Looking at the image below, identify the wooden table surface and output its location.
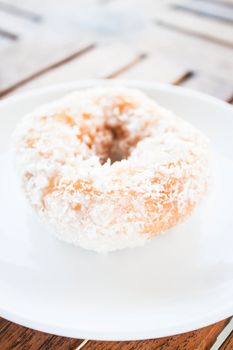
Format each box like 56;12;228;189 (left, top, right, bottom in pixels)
0;0;233;349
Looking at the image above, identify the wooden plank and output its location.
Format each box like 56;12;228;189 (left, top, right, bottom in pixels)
0;37;11;52
0;318;53;350
172;71;194;85
14;0;233;50
3;26;232;101
155;3;233;47
155;18;233;49
0;43;95;97
129;24;233;82
0;0;94;93
203;0;233;7
113;0;233;47
0;10;38;36
115;54;190;83
0;0;42;22
220;331;233;350
0;0;232;93
180;72;233;101
173;0;233;24
12;43;146;92
0;36;94;94
128;24;233;100
0;318;83;350
3;0;101;18
12;49;191;94
5;0;233;50
78;319;231;350
105;53;147;78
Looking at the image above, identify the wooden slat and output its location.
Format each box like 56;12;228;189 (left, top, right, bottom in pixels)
105;53;147;78
180;72;233;101
0;37;94;95
0;10;38;36
0;1;93;93
7;0;233;51
154;8;233;48
115;0;233;47
12;44;146;92
0;43;95;97
196;0;233;8
3;0;92;14
0;318;83;350
220;331;233;350
0;0;232;94
173;0;233;24
113;15;233;80
172;0;232;45
172;71;194;85
0;44;10;55
125;24;233;82
115;54;190;83
155;18;233;49
0;0;42;22
79;319;231;350
12;51;191;95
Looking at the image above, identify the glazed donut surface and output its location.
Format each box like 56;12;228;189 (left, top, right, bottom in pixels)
14;87;210;252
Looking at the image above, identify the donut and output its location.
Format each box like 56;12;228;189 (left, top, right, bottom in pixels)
14;87;210;252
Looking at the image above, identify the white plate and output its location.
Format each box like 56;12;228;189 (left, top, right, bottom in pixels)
0;80;232;340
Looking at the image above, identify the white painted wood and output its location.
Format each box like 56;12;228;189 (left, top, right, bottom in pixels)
181;72;233;100
17;43;141;91
128;25;233;81
0;31;92;91
0;0;232;102
0;10;37;36
153;7;233;47
174;0;233;24
118;54;188;83
0;34;13;49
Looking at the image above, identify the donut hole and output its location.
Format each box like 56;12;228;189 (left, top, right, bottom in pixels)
107;124;131;163
93;122;141;165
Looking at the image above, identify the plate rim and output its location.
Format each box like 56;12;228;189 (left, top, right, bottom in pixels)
0;79;232;113
0;304;233;340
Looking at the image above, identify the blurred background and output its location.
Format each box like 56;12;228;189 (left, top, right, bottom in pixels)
0;0;232;102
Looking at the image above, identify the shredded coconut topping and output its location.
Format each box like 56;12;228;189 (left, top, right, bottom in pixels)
13;87;211;252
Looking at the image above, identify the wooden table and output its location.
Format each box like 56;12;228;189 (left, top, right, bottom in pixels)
0;0;232;349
